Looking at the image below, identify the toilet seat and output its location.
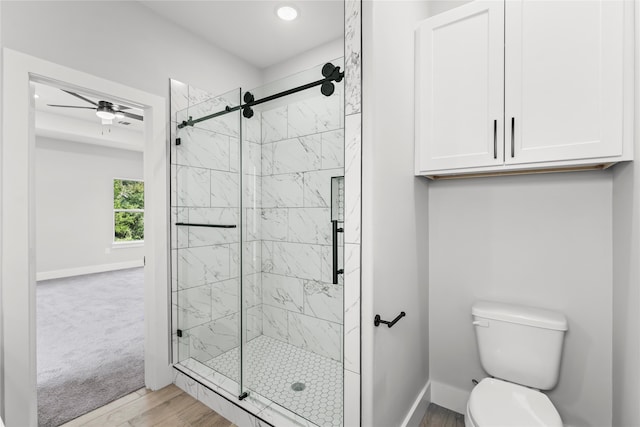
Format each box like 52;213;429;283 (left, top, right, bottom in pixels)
468;378;563;427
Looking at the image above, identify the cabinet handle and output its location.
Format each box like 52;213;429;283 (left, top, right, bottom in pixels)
493;119;497;159
510;117;515;158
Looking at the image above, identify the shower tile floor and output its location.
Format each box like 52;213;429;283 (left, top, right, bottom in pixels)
203;335;343;427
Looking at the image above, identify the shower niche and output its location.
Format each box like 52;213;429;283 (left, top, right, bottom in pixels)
171;60;346;426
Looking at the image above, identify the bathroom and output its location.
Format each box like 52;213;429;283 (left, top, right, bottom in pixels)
0;1;639;427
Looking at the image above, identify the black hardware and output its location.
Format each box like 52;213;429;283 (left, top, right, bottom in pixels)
374;312;406;328
178;62;344;129
243;107;254;118
238;392;249;401
493;120;497;159
175;137;181;146
332;220;344;284
243;92;255;103
175;223;237;228
321;62;344;82
511;117;515;158
321;81;335;96
177;329;183;337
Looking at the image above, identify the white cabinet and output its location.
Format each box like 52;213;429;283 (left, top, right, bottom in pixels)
415;0;632;178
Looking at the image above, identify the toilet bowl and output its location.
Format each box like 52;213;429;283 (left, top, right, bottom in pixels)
469;301;568;427
465;378;562;427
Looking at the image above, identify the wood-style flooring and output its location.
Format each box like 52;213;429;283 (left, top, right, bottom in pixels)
61;384;464;427
420;403;465;427
60;384;235;427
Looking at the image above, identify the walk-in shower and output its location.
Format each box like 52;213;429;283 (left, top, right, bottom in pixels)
171;59;345;426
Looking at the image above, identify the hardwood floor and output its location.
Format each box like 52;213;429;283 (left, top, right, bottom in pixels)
420;403;465;427
62;385;462;427
60;384;236;427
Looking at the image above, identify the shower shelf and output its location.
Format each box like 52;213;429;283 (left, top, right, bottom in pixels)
175;222;237;228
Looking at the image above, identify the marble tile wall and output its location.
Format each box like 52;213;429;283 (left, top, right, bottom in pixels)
343;0;362;425
257;90;345;363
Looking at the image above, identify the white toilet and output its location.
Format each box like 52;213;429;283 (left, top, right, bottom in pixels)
466;301;568;427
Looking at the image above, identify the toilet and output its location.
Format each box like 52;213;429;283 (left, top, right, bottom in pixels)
466;301;568;427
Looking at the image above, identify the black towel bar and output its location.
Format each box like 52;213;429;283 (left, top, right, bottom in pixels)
175;222;237;228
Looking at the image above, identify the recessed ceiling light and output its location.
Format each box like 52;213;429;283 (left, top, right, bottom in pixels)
277;5;298;21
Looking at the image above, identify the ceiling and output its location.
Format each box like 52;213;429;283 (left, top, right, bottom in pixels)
139;0;344;69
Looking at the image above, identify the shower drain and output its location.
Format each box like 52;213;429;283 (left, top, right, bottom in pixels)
291;382;306;392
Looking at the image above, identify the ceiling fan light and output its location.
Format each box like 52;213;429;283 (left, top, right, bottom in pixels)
101;118;113;125
115;111;125;120
96;106;115;120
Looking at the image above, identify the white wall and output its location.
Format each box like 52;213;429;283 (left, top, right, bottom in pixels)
261;37;344;85
0;1;262;99
429;172;613;426
612;162;640;427
35;137;144;277
361;2;431;426
611;3;640;425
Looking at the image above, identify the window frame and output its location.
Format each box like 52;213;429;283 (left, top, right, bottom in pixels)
112;177;145;246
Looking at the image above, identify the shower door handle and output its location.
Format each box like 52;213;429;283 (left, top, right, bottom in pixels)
332;220;344;284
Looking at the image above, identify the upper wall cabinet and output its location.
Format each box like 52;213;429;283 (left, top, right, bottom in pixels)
415;0;633;179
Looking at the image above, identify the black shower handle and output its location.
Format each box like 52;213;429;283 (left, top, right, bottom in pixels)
332;220;344;284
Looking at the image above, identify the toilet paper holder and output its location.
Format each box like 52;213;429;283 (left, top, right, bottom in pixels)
374;311;406;328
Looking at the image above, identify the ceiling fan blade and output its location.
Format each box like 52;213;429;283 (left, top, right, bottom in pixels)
115;105;131;110
47;104;96;110
61;90;98;106
118;111;144;121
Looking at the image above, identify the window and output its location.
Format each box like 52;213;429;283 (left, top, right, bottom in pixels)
113;179;144;243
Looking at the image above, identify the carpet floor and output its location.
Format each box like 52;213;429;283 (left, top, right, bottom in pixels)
37;267;145;427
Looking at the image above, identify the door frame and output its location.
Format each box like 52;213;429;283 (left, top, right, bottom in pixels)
1;48;172;426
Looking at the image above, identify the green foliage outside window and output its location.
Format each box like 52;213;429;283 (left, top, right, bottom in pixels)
114;179;144;242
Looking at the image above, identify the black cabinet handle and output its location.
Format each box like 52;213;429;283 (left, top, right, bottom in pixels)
332;220;344;284
511;117;515;158
493;119;497;159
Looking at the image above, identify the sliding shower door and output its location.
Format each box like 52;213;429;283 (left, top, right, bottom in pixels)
172;59;346;426
173;88;242;396
240;61;345;426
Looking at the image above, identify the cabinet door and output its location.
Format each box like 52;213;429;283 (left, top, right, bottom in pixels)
505;0;625;164
415;1;504;173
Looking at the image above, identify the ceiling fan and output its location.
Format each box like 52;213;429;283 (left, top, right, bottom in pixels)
47;90;143;122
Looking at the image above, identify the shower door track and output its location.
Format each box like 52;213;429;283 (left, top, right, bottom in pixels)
177;62;344;129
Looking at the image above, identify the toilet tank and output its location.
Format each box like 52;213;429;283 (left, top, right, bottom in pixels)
472;301;568;390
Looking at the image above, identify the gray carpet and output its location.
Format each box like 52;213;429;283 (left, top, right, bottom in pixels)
37;267;145;427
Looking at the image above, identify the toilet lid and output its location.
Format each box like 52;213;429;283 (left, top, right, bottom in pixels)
469;378;563;427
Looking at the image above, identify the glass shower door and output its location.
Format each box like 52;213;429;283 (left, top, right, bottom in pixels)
240;60;345;426
174;88;242;396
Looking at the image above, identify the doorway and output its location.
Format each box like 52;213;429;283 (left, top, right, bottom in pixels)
34;82;147;426
1;49;172;426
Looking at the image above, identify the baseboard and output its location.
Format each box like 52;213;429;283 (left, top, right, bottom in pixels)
431;380;469;415
401;380;431;427
36;260;144;281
